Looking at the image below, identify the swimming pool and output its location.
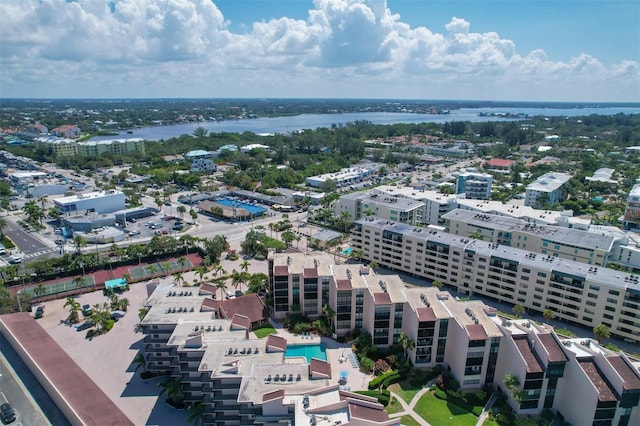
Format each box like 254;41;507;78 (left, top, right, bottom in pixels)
285;344;327;362
341;247;353;256
215;198;267;215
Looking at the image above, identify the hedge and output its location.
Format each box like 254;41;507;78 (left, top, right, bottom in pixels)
355;390;391;406
368;369;398;390
381;372;402;389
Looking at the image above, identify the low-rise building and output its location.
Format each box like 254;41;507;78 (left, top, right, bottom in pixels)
624;183;640;229
525;172;572;208
51;124;81;139
76;138;145;157
305;166;375;188
54;189;126;215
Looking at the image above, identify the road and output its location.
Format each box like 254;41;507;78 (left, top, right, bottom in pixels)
0;335;68;426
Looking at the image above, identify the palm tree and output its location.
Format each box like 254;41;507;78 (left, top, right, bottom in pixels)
0;217;7;239
73;235;87;255
593;323;611;342
145;264;156;278
173;272;184;287
186;402;204;426
133;353;147;374
397;331;416;359
212;263;225;278
64;297;81;324
177;256;187;271
470;230;484;240
543;309;555;322
138;307;149;322
322;304;335;333
368;261;378;272
72;276;86;293
513;304;526;318
33;283;47;302
177;205;186;219
503;374;522;402
215;279;228;300
158;376;184;407
239;260;250;274
432;280;443;289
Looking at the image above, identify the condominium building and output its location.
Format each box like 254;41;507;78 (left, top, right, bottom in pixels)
455;170;493;200
139;283;397;425
442;209;615;266
305;166;376;188
350;217;640;343
34;136;77;157
525;172;572;208
54;189;126;215
76;138;145;157
333;192;425;225
365;186;458;226
624;183;640;229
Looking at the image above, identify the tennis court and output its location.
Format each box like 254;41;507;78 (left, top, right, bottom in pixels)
23;276;95;298
128;258;192;280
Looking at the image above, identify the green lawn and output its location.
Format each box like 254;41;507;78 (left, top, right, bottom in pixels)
387;381;423;404
400;415;421;426
386;396;404;415
413;391;479;426
253;325;276;338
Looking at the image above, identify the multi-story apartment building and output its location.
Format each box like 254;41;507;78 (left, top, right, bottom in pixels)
139;283;397;425
443;209;615;266
333;192;425;225
364;186;458;226
34;136;78;157
455;170;493;200
525;172;572;208
350;217;640;343
76;138;145;157
54;189;126;215
51;124;81;139
305;166;377;188
624;183;640;229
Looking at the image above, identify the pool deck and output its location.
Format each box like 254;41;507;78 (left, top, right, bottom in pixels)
271;323;374;390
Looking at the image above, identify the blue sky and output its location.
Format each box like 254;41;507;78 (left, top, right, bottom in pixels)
1;0;638;101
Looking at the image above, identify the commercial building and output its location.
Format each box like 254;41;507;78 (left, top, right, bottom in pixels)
455;170;493;200
624;183;640;229
350;217;640;343
305;167;375;188
525;172;572;208
76;138;145;157
54;189;126;215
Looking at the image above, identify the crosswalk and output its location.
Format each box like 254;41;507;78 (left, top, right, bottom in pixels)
22;247;59;259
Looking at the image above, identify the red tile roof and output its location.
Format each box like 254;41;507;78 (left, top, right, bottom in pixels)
309;358;332;379
336;279;352;291
274;265;289;276
266;334;287;352
219;293;268;325
607;356;640;390
416;307;436;322
230;313;252;330
538;334;567;363
579;360;618;402
349;403;389;422
0;313;134;426
513;336;544;373
466;324;488;341
486;158;514;168
262;389;285;403
373;292;392;305
304;268;318;278
199;283;217;295
201;298;220;311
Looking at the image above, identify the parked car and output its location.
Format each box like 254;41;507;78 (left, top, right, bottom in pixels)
34;306;45;319
82;304;93;317
75;320;95;332
8;255;22;264
127;230;141;236
172;224;184;231
110;310;126;321
0;402;16;424
0;248;6;255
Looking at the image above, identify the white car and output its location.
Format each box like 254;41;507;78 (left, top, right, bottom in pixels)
9;255;22;264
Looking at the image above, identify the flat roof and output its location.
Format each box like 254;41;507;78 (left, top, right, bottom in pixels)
54;189;123;204
526;172;571;192
0;313;134;426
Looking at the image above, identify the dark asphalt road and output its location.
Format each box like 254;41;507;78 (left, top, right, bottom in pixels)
0;335;70;426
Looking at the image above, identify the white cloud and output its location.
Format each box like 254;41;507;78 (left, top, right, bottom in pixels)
0;0;637;101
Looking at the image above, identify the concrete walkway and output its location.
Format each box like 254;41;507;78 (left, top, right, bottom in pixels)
475;392;498;426
388;381;434;426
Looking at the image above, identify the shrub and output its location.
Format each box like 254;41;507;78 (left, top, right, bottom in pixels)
355;390;390;406
105;319;116;331
369;370;398;389
434;388;447;400
381;372;402;389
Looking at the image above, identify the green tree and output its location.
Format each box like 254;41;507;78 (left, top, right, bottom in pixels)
133;353;147;374
397;331;416;360
33;283;47;302
432;280;443;290
73;235;87;255
187;402;205;426
215;279;228;300
513;304;526;318
543;309;555;322
593;323;611;342
158;376;184;407
64;297;81;324
177;205;186;218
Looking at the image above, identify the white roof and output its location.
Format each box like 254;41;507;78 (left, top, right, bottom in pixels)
526;172;571;192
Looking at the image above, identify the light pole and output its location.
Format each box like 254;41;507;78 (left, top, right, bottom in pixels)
16;289;22;312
